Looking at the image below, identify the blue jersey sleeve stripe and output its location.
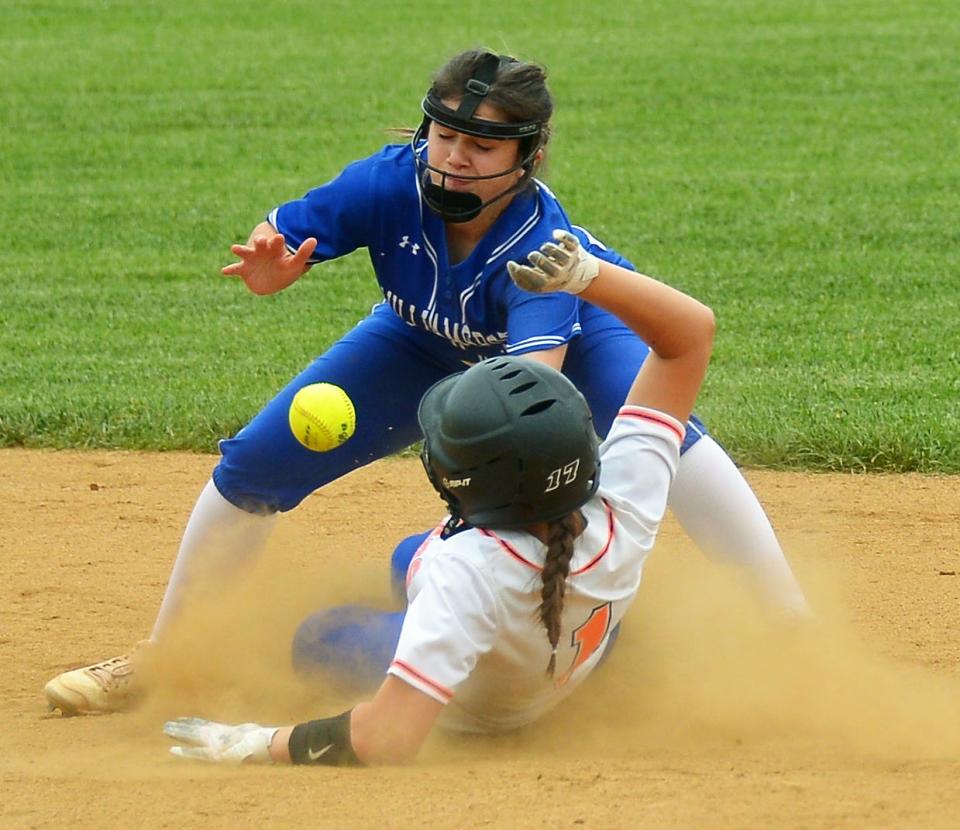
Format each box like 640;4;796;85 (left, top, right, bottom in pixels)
505;329;581;353
571;223;608;251
504;338;568;354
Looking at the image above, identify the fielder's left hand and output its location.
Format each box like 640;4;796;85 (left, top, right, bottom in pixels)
164;717;278;764
507;229;600;295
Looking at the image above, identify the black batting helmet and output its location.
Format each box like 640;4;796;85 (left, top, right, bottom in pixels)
417;357;600;530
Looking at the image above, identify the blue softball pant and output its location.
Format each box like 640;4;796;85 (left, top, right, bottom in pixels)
213;301;707;514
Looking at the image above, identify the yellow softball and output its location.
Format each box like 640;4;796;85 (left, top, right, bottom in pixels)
288;383;356;452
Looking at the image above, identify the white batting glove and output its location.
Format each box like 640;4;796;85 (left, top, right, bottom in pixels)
507;229;600;294
164;717;278;764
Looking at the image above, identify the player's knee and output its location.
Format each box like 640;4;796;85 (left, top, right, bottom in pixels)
291;606;404;689
211;464;291;515
292;607;356;674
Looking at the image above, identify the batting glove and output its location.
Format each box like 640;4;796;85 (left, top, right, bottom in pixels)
507;229;600;294
164;717;278;764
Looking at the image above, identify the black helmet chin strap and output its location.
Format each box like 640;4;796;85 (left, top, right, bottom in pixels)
441;512;467;539
414;52;543;224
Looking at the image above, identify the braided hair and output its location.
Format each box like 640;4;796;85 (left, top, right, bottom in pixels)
537;509;585;677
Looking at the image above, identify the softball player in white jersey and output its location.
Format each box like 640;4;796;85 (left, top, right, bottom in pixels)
163;229;715;765
391;405;682;734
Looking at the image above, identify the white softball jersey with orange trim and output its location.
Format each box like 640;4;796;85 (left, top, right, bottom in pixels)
387;406;685;733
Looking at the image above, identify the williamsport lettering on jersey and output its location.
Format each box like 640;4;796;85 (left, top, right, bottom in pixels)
384;289;507;351
268;144;636;359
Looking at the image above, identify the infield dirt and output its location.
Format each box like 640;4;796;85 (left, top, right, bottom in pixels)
2;449;959;829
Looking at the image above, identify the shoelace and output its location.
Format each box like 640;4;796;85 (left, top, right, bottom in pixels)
86;653;135;691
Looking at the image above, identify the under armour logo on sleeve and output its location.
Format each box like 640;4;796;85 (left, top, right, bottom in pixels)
399;235;421;255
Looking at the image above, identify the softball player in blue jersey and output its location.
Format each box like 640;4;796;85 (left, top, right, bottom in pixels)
44;49;807;717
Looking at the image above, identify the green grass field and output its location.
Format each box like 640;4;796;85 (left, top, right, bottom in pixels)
2;0;957;471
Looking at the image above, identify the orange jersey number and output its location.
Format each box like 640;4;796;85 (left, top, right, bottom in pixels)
555;602;612;687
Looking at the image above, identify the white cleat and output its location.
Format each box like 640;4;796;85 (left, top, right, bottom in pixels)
44;642;150;716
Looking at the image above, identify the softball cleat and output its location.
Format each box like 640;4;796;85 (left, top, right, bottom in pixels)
44;642;149;716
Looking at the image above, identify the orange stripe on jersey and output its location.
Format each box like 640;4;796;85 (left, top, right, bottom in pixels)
478;527;542;571
390;659;454;702
481;503;615;576
570;499;615;575
617;405;685;444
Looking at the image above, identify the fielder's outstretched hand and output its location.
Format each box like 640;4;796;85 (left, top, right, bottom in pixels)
164;717;278;764
222;232;318;296
507;229;600;294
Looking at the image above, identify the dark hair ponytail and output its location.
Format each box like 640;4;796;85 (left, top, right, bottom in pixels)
537;510;585;677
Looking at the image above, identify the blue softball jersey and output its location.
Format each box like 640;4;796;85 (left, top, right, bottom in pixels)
268;143;633;361
213;142;706;513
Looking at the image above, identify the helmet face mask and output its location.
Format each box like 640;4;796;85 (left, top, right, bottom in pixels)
412;52;544;224
418;358;600;530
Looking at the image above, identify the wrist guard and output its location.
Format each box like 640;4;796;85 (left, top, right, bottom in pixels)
288;709;361;766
